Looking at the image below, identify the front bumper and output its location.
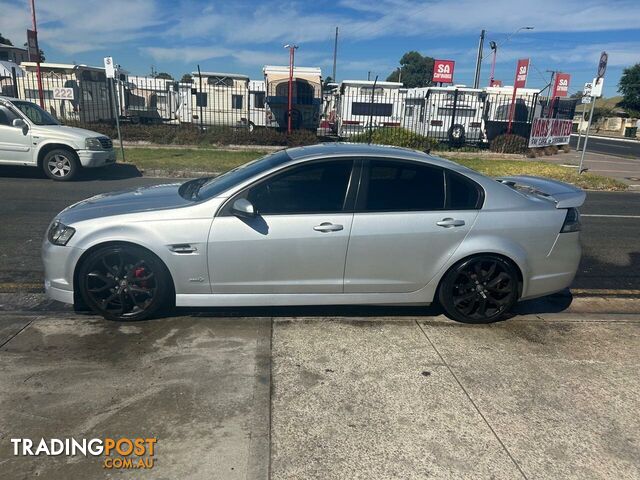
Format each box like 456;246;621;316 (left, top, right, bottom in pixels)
42;239;85;305
77;149;116;168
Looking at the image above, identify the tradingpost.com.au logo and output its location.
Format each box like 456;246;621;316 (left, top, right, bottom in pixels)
11;437;157;470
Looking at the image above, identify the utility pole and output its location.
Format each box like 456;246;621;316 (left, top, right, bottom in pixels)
473;29;485;89
332;27;338;82
29;0;44;108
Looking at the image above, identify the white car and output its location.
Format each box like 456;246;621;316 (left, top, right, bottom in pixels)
0;96;115;180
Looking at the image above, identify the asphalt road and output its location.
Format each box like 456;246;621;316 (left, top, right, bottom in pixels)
570;134;640;158
1;164;639;293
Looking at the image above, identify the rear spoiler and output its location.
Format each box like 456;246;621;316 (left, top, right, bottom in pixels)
496;175;586;208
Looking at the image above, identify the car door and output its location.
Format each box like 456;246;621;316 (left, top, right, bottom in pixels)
0;105;33;164
344;158;482;293
208;158;357;294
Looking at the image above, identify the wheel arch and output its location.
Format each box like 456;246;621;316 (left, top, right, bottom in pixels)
72;240;176;308
37;143;80;169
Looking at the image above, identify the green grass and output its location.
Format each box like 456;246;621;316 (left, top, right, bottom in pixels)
118;147;627;191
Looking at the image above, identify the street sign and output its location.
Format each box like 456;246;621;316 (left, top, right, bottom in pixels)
514;58;530;88
581;96;592;104
591;77;604;98
597;51;608;79
103;57;116;79
582;81;593;97
552;73;571;97
432;59;455;83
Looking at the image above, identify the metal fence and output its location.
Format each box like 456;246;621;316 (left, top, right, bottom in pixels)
2;65;577;148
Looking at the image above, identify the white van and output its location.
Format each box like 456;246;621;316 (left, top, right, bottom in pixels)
0;96;115;180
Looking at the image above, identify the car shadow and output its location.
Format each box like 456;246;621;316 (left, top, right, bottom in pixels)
0;163;142;182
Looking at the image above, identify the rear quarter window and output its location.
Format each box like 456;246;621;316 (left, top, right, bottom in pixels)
446;171;484;210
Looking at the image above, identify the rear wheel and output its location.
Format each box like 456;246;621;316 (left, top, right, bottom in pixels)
438;255;518;323
43;148;79;181
78;245;172;321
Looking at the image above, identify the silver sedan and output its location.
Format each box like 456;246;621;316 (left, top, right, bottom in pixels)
42;143;584;323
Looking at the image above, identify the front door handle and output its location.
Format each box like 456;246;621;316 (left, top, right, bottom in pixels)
436;218;465;228
313;222;344;232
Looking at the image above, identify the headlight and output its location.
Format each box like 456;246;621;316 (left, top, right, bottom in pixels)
85;137;103;151
48;220;76;246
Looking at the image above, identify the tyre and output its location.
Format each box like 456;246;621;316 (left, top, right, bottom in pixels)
43;148;80;181
77;244;173;321
438;255;519;324
448;123;466;147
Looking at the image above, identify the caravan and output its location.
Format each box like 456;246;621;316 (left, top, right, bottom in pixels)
185;72;250;127
263;66;322;130
121;76;179;124
335;80;405;137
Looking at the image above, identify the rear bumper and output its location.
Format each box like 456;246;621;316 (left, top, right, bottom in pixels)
77;149;116;168
521;232;581;299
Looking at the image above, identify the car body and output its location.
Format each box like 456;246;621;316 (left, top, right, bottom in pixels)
42;143;584;322
0;96;115;180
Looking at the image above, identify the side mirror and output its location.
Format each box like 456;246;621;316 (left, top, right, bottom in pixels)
12;118;28;134
231;198;256;218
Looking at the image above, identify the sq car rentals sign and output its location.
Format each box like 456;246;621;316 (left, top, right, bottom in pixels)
432;60;455;83
528;118;573;147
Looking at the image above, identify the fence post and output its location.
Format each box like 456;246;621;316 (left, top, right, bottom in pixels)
367;76;378;144
197;65;204;132
11;67;19;99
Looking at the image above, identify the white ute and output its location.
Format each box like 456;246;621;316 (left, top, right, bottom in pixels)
0;96;116;181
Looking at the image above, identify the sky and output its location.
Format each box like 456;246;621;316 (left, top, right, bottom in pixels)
1;0;639;97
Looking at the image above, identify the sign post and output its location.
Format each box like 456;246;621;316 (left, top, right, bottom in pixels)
579;52;607;174
432;60;455;84
576;81;593;150
27;0;44;108
507;58;529;134
104;57;125;162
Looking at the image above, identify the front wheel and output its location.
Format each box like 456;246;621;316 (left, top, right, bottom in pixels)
43;149;79;181
438;255;519;323
77;245;172;321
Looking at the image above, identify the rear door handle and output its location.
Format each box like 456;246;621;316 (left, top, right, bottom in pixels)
436;218;465;228
313;222;344;232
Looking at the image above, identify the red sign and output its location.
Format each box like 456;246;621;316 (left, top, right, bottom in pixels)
551;73;571;97
26;29;40;62
514;58;529;88
432;60;455;83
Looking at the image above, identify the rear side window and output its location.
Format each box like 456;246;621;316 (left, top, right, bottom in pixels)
446;171;484;209
363;160;445;211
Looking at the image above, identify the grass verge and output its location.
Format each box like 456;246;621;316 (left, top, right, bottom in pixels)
119;147;628;191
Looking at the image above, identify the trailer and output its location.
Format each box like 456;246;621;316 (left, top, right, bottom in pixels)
121;75;179;123
263;66;322;130
186;72;250;127
335;80;405;137
248;80;268;129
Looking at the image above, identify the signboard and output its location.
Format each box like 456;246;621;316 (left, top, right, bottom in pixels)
591;77;604;98
26;29;40;62
514;58;530;88
597;51;608;79
53;87;75;100
103;56;116;79
432;60;455;83
581;95;592;104
528;118;573;147
552;73;571;97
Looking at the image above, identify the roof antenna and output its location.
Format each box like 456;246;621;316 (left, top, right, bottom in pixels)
367;75;378;145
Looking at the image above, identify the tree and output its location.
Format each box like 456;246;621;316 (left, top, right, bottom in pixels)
618;63;640;116
0;32;13;45
386;51;435;88
153;72;174;80
180;73;193;84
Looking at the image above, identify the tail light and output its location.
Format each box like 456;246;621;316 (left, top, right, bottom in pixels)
430;120;443;126
561;208;581;233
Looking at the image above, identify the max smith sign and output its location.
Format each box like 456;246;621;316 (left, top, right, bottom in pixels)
528;118;573;147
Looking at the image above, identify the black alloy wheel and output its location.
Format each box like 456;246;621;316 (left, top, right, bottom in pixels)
78;245;171;321
439;255;518;323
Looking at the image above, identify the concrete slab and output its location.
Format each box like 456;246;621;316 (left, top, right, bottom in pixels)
0;313;271;480
271;318;524;480
419;313;640;479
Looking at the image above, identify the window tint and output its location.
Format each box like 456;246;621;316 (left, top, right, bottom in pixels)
447;171;483;210
248;160;353;215
364;160;445;211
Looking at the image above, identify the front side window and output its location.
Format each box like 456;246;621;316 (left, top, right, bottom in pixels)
0;105;20;126
362;160;445;211
247;160;353;215
11;101;60;125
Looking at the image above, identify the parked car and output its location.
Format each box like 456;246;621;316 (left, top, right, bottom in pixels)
0;96;115;180
42;143;584;323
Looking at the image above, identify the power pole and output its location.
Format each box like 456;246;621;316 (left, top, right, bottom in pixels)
332;27;338;82
29;0;44;108
473;29;485;89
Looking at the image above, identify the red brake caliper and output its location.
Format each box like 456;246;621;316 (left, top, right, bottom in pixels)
134;267;148;288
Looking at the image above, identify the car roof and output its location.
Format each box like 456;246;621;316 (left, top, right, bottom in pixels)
285;142;472;172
